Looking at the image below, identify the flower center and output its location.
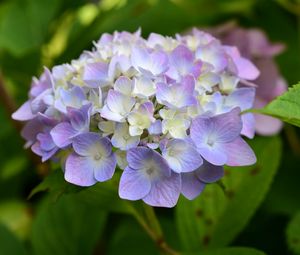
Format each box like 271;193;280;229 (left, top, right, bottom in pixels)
207;138;215;147
146;168;154;175
94;153;102;161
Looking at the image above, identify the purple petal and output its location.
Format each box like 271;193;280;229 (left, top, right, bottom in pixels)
241;113;255;139
119;166;151;200
225;137;257;166
191;107;242;144
181;172;206;200
196;43;228;72
50;122;77;148
150;50;169;75
170;45;194;75
162;139;203;173
72;133;112;157
37;133;56;151
156;76;197;109
127;147;171;179
148;120;162;135
131;47;168;76
101;90;135;122
82;62;109;87
67;104;91;132
12;101;35;121
21;118;44;147
31;141;58;162
235;57;260;80
65;153;97;186
126;147;153;170
94;154;116;182
196;144;228;166
255;113;283;136
143;172;181;208
196;160;224;183
225;88;255;111
29;68;53;97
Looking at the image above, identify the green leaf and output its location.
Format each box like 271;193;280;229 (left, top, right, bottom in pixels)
0;0;61;56
29;170;82;201
31;195;107;255
29;169;132;214
249;83;300;128
0;224;27;255
0;201;31;240
185;247;266;255
176;136;282;251
287;211;300;254
76;180;135;214
107;218;159;255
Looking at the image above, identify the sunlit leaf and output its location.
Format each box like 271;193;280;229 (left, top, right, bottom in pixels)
0;201;31;240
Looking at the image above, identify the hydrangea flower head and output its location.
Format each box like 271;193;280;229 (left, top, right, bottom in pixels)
13;28;260;207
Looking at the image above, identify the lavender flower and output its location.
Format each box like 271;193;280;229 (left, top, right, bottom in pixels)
13;28;261;207
65;133;116;186
207;23;287;135
119;147;181;207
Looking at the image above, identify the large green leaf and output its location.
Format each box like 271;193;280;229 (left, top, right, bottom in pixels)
250;83;300;128
0;224;27;255
29;169;82;201
30;169;132;214
286;211;300;255
31;195;107;255
186;247;266;255
176;136;282;251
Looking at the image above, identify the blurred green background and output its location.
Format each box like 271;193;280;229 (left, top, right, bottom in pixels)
0;0;300;255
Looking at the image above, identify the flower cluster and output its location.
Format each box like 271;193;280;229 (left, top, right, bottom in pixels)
13;29;259;207
207;22;287;135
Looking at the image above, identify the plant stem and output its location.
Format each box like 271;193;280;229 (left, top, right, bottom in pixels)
130;203;181;255
142;203;163;237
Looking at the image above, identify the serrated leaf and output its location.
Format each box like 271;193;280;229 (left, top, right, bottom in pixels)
0;224;27;255
287;211;300;255
185;247;266;255
176;136;282;251
31;195;107;255
250;83;300;127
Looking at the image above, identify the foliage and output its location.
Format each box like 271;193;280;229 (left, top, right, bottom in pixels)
176;136;282;251
250;83;300;127
287;211;300;255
